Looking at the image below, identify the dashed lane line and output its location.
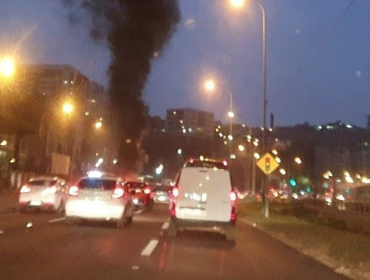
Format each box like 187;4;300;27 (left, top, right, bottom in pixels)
48;217;66;223
161;221;169;230
141;239;159;256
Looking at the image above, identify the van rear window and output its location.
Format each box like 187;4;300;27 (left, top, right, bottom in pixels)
183;159;228;170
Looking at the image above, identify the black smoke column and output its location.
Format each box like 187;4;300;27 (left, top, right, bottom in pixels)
62;0;180;175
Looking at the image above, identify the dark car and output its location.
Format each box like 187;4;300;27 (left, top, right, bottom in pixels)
125;181;154;212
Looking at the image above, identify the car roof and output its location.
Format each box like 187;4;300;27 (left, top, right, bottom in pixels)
183;158;229;169
78;175;121;181
29;176;64;182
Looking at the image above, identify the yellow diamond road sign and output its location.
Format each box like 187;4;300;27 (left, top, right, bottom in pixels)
257;153;279;175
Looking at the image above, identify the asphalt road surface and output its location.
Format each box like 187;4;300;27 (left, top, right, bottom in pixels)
0;204;349;280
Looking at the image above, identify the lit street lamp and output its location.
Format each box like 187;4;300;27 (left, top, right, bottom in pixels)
229;0;268;216
0;56;15;78
203;79;234;156
63;102;74;115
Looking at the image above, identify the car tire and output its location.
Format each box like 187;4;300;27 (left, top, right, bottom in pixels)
225;226;236;242
19;206;27;213
116;216;126;229
168;220;177;237
124;216;133;226
146;202;154;212
65;217;76;225
55;199;64;213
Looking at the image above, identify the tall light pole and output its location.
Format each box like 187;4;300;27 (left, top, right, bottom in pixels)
229;0;268;216
204;79;234;156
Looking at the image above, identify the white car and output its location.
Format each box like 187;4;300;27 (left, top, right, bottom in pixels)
65;171;135;228
19;176;68;213
168;159;237;241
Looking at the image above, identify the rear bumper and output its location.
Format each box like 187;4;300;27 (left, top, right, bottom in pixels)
19;194;60;209
171;217;235;230
65;199;125;220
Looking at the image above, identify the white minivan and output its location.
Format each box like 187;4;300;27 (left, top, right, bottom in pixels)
168;159;237;241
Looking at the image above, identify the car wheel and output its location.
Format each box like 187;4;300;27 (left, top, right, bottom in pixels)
167;220;177;237
124;216;133;226
55;199;65;213
65;217;75;225
116;216;126;229
225;226;236;242
146;202;154;212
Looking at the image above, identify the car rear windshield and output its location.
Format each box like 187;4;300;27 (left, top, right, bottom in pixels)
28;180;57;186
125;182;147;189
78;179;117;190
183;160;228;170
153;185;172;192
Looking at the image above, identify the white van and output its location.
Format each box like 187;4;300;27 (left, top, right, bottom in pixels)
168;159;237;241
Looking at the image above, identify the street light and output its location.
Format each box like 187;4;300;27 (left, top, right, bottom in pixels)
63;102;74;115
0;56;15;78
40;101;75;174
229;0;268;216
94;120;103;129
203;79;234;156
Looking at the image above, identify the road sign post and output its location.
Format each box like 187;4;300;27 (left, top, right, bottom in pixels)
256;153;279;218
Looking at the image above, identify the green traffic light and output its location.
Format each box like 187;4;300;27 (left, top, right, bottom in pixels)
289;178;297;187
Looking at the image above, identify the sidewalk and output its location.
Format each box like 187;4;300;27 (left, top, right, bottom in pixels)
0;188;19;213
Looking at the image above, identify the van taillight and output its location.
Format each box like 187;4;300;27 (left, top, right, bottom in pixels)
172;187;179;198
231;207;237;222
112;187;124;199
20;185;31;193
69;186;79;196
170;207;176;217
230;191;237;202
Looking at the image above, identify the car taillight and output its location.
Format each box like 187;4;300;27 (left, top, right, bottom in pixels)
20;185;31;193
44;186;58;194
69;186;79;196
172;187;179;198
230;191;237;202
112;187;124;199
143;187;151;195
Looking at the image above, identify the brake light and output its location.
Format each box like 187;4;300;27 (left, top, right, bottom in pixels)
143;187;151;195
20;185;31;193
69;186;79;196
230;191;237;202
112;187;124;199
172;187;179;198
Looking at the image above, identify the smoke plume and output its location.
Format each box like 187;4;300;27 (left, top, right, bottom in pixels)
62;0;181;174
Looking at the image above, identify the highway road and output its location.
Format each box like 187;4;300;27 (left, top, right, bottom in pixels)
0;204;349;280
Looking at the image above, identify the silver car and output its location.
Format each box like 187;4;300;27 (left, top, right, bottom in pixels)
19;176;68;213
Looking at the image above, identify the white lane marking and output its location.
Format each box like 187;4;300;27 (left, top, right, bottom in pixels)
0;230;4;234
48;217;66;223
140;239;159;256
161;221;169;230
